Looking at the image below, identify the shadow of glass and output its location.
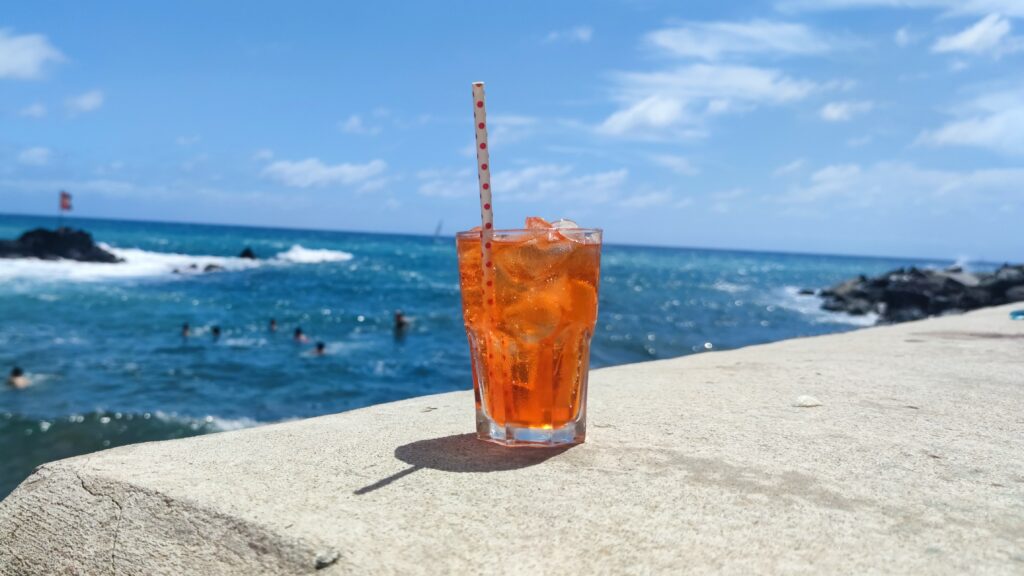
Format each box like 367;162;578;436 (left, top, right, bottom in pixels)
354;433;572;495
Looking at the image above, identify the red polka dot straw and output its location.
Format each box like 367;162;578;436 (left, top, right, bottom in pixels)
472;81;495;309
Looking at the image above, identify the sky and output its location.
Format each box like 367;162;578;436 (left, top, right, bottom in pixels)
1;0;1022;260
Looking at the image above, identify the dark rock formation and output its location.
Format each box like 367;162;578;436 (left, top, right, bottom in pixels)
0;228;122;263
238;247;257;259
816;264;1024;324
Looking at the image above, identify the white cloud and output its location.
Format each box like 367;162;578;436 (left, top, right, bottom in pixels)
66;90;104;114
674;197;695;209
263;158;387;188
651;154;699;175
775;0;1024;18
489;115;538;145
599;64;817;137
340;114;381;135
0;178;302;210
17;147;51;166
1;177;139;197
773;158;806;176
496;166;627;203
780;161;1024;208
417;168;475;198
618;191;672;208
0;29;63;79
599;96;690;137
176;135;201;146
932;14;1012;55
820;100;874;121
895;27;912;46
917;88;1024;155
496;164;573;195
458;115;540;156
418;163;628;203
646;20;831;60
19;102;46;118
545;26;593;44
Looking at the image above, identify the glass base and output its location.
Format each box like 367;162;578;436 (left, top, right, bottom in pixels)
476;410;585;447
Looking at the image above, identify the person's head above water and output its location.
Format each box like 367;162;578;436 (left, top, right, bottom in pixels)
394;310;409;330
269;318;277;331
10;367;23;378
315;341;326;355
211;326;222;338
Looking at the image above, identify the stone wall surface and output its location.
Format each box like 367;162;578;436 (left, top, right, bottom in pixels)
1;304;1022;575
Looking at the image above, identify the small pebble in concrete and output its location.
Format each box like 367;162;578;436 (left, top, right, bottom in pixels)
793;395;822;408
314;550;339;569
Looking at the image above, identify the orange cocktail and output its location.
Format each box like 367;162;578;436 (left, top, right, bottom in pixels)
457;218;602;446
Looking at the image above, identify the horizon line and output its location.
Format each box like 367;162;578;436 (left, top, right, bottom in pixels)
0;210;998;266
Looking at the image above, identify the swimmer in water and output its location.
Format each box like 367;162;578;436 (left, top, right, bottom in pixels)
394;310;410;332
269;318;278;333
181;322;190;338
294;327;309;343
6;367;29;389
314;341;326;356
211;325;222;340
393;310;411;342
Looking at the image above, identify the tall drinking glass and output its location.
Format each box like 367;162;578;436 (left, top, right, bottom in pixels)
456;226;602;447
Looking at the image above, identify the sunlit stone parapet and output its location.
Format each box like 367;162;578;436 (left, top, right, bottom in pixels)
1;304;1022;574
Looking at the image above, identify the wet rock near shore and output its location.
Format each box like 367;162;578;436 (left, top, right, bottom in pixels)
813;264;1024;323
0;228;122;263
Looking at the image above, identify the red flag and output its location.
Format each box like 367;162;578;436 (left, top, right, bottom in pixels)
60;191;72;212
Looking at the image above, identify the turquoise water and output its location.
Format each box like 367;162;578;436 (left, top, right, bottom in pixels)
0;214;948;497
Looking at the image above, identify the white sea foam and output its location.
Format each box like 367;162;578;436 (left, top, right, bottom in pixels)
151;411;264;432
774;286;878;327
0;243;353;282
712;280;749;294
221;337;268;348
274;244;353;264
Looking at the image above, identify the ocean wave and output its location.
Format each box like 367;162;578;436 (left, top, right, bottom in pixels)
0;410;265;497
0;410;264;433
221;337;268;348
774;286;878;327
273;244;353;264
149;411;263;431
0;243;353;282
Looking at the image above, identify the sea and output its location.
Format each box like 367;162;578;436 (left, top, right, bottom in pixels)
0;213;955;497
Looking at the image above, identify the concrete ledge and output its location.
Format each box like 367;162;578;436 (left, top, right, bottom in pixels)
2;305;1023;574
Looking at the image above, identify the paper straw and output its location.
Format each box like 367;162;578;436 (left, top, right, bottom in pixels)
472;82;495;307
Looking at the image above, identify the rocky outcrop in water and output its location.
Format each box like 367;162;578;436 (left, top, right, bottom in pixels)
0;228;122;263
238;247;257;259
816;264;1024;323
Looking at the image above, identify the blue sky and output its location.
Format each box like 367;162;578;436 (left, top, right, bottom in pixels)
1;0;1021;260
